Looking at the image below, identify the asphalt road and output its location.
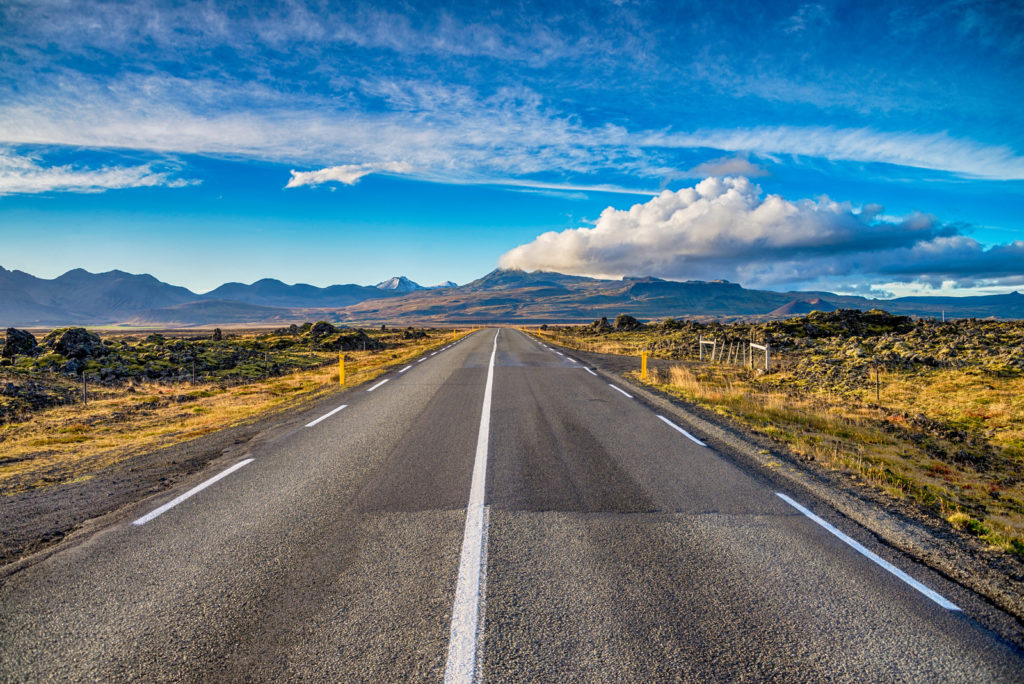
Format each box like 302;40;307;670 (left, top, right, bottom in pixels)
1;328;1022;682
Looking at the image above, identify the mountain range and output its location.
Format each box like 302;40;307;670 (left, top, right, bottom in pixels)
1;265;1022;327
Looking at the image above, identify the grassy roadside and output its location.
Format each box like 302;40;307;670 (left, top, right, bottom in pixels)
0;327;472;494
530;313;1024;557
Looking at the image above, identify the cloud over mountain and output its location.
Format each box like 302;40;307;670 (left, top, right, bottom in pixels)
499;177;1024;291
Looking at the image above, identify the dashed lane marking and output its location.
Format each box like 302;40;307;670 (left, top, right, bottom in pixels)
305;404;348;428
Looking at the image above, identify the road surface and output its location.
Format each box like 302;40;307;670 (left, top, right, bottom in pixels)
1;328;1022;681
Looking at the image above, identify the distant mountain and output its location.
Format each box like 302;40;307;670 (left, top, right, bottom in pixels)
430;280;458;289
0;266;400;326
375;276;422;292
769;298;837;316
340;269;1024;324
124;300;302;326
0;266;198;325
2;265;1022;327
204;278;394;308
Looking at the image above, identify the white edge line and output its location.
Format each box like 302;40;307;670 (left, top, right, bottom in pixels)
585;368;598;376
656;415;707;447
305;403;348;428
445;329;498;682
132;458;254;526
367;378;390;392
776;492;960;611
399;365;413;373
608;383;633;399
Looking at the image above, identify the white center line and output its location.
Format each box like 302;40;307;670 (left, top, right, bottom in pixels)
657;415;707;446
132;458;254;526
366;378;389;392
399;365;413;373
305;404;348;428
776;492;960;611
608;383;633;399
585;368;598;376
445;329;498;683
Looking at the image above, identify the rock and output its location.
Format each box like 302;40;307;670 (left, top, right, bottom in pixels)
614;314;642;331
590;317;612;333
2;328;36;358
309;321;337;338
62;358;84;375
53;328;108;359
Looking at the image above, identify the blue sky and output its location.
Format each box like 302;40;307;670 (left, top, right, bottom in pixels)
1;0;1022;296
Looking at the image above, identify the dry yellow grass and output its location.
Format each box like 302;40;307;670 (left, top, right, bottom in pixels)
0;330;470;494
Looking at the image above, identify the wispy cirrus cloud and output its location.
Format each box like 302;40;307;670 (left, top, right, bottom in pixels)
499;176;1024;291
645;127;1024;180
0;147;195;196
3;78;1024;186
687;155;767;178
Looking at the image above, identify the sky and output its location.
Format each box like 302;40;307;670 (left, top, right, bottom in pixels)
1;0;1022;296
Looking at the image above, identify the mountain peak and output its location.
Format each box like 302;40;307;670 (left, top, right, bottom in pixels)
430;280;458;289
375;276;422;292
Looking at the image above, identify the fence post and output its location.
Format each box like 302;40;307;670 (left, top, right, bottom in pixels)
641;348;648;380
339;353;345;386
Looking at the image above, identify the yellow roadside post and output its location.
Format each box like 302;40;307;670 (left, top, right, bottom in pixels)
339;352;345;386
641;347;648;380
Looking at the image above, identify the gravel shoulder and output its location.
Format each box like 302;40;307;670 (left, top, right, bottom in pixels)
553;342;1024;646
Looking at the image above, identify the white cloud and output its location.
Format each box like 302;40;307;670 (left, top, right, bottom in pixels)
0;147;194;196
4;81;1024;186
687;155;767;178
498;176;1024;290
285;161;412;188
644;126;1024;180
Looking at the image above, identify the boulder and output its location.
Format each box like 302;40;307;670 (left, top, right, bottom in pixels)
590;317;612;333
309;321;337;338
2;328;36;358
614;314;642;331
53;328;108;359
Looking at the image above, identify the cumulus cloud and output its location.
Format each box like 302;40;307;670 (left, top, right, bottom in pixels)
0;147;194;196
285;161;412;188
499;176;1023;291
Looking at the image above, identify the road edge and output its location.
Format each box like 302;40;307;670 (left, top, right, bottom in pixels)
535;333;1024;633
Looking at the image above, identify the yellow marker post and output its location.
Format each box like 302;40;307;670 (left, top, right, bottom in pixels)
339;353;345;386
641;348;648;380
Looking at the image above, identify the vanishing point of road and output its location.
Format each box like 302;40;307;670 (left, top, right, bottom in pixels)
1;329;1022;681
